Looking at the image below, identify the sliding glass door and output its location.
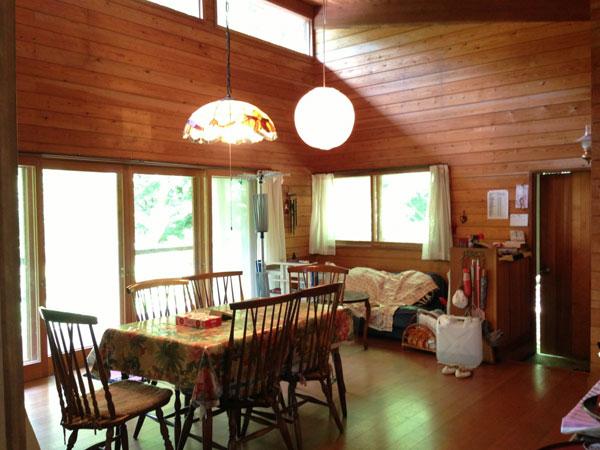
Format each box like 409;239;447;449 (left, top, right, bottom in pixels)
18;166;39;365
211;176;255;296
42;169;122;346
17;159;206;380
133;173;196;281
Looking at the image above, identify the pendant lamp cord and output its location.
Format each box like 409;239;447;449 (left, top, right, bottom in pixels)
229;143;233;231
322;0;327;87
226;0;232;98
226;0;232;230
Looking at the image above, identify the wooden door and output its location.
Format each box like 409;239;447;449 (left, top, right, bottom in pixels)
539;171;590;360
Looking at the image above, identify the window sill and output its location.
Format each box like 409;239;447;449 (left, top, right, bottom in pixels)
335;241;423;251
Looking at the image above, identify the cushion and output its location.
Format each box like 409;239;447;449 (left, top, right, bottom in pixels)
82;380;172;421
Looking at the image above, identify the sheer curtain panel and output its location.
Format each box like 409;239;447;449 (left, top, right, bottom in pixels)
264;174;287;263
309;174;336;255
422;165;452;261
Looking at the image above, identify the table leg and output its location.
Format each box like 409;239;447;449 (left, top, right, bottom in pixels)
331;347;347;418
176;405;196;450
363;300;370;350
202;408;213;450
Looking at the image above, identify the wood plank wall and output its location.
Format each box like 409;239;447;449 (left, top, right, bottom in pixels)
14;0;314;259
591;0;600;371
13;0;598;357
310;22;591;274
284;170;311;259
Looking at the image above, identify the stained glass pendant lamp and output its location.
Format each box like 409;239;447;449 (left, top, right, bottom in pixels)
183;1;277;145
294;0;355;151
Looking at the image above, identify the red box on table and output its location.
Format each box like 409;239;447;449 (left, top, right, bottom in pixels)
176;311;222;329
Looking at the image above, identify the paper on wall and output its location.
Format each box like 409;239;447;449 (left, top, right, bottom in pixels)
487;190;509;220
509;214;528;227
515;184;529;209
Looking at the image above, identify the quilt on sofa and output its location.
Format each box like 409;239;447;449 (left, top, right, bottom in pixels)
345;267;442;332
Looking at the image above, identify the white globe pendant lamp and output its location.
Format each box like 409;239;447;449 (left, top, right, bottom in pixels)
294;0;354;151
295;87;355;150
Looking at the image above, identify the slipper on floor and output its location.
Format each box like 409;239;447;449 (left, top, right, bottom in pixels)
441;365;457;375
455;368;472;379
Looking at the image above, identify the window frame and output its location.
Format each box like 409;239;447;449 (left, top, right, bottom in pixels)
214;0;313;56
333;167;431;249
17;165;40;366
143;0;204;19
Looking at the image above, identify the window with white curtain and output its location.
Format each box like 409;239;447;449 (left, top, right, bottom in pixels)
379;172;430;244
332;171;431;244
332;176;371;241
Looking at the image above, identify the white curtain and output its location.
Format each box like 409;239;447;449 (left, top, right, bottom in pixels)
263;175;287;264
422;165;452;261
211;177;256;296
309;174;336;255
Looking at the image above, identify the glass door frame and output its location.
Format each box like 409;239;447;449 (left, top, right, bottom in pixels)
206;168;247;274
123;165;207;323
19;156;210;381
18;160;45;381
20;157;128;382
206;168;258;296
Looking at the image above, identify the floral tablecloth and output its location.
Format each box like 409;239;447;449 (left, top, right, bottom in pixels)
96;306;353;408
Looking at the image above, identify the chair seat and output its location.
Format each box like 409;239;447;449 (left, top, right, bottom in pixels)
67;380;173;428
99;380;172;418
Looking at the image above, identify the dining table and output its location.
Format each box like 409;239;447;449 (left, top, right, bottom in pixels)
93;304;355;445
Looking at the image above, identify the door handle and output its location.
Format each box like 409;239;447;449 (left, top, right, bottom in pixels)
540;267;551;275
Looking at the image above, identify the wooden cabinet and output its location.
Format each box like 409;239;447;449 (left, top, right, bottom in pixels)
449;247;535;361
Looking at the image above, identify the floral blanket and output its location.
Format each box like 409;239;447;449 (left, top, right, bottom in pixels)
345;267;439;332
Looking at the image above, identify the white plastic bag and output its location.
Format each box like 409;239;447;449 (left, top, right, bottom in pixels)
436;315;482;369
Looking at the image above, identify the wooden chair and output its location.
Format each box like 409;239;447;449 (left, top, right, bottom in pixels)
287;264;353;417
177;292;301;450
126;278;195;443
185;271;244;308
39;307;173;450
281;283;345;450
127;278;196;321
287;263;348;297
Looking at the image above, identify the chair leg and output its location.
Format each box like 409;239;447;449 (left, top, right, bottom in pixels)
331;347;347;417
363;300;370;350
240;407;253;437
227;409;239;450
132;414;146;440
105;427;114;450
288;381;302;450
66;430;78;450
272;397;294;450
120;424;129;450
115;432;121;450
321;376;343;434
156;408;174;450
174;389;182;445
202;408;213;450
177;405;196;450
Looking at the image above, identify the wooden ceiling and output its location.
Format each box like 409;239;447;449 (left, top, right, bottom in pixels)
301;0;590;27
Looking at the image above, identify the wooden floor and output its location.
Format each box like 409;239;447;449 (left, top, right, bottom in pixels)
25;338;595;450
